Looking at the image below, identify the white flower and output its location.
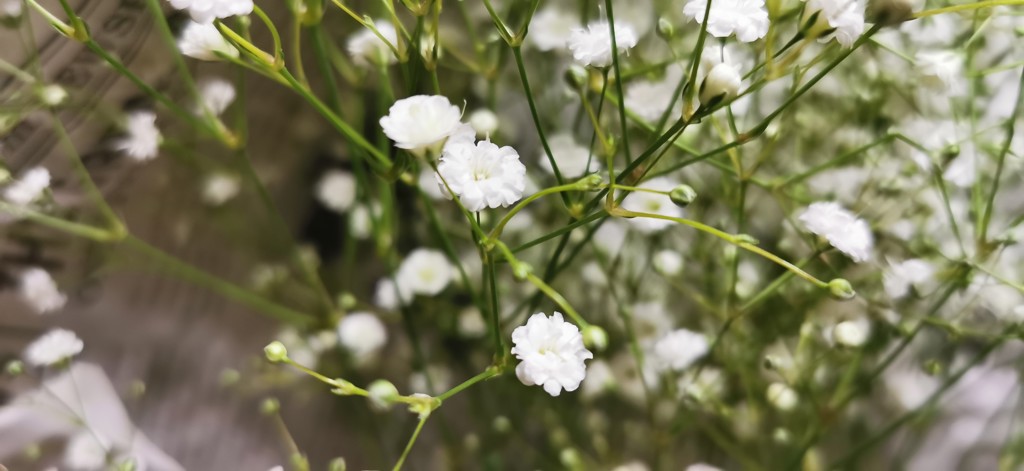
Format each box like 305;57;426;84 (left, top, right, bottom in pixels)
883;258;935;298
653;250;684;276
626;66;685;122
458;307;486;338
316;170;357;213
436;140;526;212
24;328;84;367
337;312;387;358
798;202;873;262
114;111;162;161
379;95;463;156
510;312;594;396
528;8;578;51
468;109;499;137
699;62;742;105
178;20;238;60
201;173;240;206
567;21;638;68
396;248;453;296
804;0;865;48
620;177;685;233
19;267;67;314
349;203;378;239
168;0;253;23
650;328;709;371
831;319;869;347
347;21;398;65
682;0;769;43
538;133;596;178
766;382;798;410
197;78;236;115
3;167;51;206
686;464;724;471
581;359;616;399
374;277;411;309
1;0;23;18
916;50;963;94
417;168;447;200
64;432;109;470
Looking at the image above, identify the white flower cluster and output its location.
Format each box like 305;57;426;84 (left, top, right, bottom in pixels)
798;202;873;262
511;312;594;396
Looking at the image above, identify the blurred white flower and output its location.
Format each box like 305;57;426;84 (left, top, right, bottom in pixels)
798;202;873;262
1;0;22;18
943;150;976;188
805;0;865;47
349;203;378;239
651;328;709;371
831;319;869;347
682;0;769;43
436;140;526;212
396;248;453;296
64;431;109;471
201;173;240;206
457;307;486;338
3;167;50;206
528;8;578;51
621;177;685;233
24;328;84;367
916;50;963;94
114;111;162;161
766;382;798;411
168;0;253;23
567;21;638;68
538;133;595;178
511;312;593;396
178;21;238;60
468;109;500;137
581;359;616;399
686;464;724;471
699;62;742;105
380;95;463;156
316;170;357;213
626;66;684;122
653;250;684;276
347;21;398;65
374;277;411;310
337;312;387;358
19;267;67;314
197;78;236;115
883;258;935;298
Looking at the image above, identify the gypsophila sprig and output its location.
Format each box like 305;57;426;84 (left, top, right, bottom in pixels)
682;0;770;42
436;139;527;212
567;21;639;68
380;95;464;157
511;312;593;397
798;202;874;262
168;0;253;23
24;328;83;367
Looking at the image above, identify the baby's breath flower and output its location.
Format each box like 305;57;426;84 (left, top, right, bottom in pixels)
64;432;110;471
832;319;869;347
201;173;240;206
538;134;596;178
337;312;387;359
682;0;769;43
620;177;686;233
651;328;709;372
3;166;50;206
197;78;236;115
511;312;594;397
436;140;526;212
178;21;238;61
916;50;963;94
653;250;684;276
883;258;935;299
798;202;873;262
567;21;638;68
168;0;253;23
24;328;83;367
374;277;411;310
804;0;865;47
347;21;398;66
766;382;798;411
699;62;742;106
114;111;162;161
380;95;463;156
396;248;453;296
19;267;67;314
468;109;500;137
528;8;578;51
316;170;357;213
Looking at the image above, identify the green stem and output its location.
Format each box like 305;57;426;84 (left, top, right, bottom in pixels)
511;46;570;206
913;0;1024;18
393;415;429;471
489;182;586;239
436;366;501;401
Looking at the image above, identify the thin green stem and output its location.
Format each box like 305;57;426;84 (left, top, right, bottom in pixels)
436;366;501;401
913;0;1024;18
393;415;429;471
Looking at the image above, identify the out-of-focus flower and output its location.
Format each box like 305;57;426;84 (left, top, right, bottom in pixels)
114;111;162;161
626;66;684;122
197;78;236;115
538;133;596;178
804;0;865;47
511;312;594;396
686;464;724;471
831;319;870;347
337;312;387;359
374;277;411;309
1;0;22;18
567;21;638;68
528;8;578;51
24;329;83;367
349;203;378;239
201;173;240;207
650;328;709;371
316;170;357;213
468;109;500;137
347;21;398;65
682;0;769;43
766;382;798;410
3;167;50;206
436;140;526;212
699;62;742;105
178;21;238;60
64;432;109;470
380;95;464;156
798;202;873;262
581;359;616;399
884;258;936;299
916;50;963;94
621;177;686;233
168;0;253;23
396;248;453;297
653;250;684;276
19;267;67;314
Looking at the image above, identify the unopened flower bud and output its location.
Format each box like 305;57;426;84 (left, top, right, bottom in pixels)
260;397;280;415
493;415;511;433
468;109;499;137
512;261;533;280
699;63;741;107
828;278;856;300
338;292;358;310
407;393;440;418
669;184;697;207
868;0;916;26
833;320;868;347
5;360;23;376
766;382;798;411
367;379;400;411
656;17;675;40
559;448;583;468
582;325;608;351
564;65;588;90
576;173;604;191
264;341;288;363
328;458;347;471
330;378;358;396
37;85;68;107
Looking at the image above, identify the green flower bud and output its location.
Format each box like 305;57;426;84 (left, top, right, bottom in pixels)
828;278;856;300
576;173;604;191
260;397;280;416
512;261;533;280
328;458;348;471
367;379;400;411
264;341;289;363
5;360;23;376
656;18;675;40
492;415;511;433
338;292;358;310
669;184;697;207
582;325;608;351
564;65;588;90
